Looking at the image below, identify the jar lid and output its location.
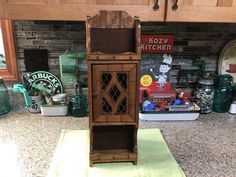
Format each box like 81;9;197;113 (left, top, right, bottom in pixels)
219;74;233;82
198;78;214;85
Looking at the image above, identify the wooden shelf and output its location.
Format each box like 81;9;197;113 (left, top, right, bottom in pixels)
90;151;137;166
91;122;137;126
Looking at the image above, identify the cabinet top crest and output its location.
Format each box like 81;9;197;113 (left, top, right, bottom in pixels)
87;10;139;29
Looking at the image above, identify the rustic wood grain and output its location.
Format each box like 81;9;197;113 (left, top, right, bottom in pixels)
233;0;236;6
167;0;236;22
88;11;135;28
1;0;166;21
217;0;233;7
87;11;140;166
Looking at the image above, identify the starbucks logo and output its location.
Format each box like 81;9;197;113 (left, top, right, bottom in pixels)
27;71;64;94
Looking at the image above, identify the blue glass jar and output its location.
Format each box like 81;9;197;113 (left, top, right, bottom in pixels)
0;77;11;115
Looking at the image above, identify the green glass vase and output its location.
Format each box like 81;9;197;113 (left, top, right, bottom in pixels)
213;75;233;113
0;77;11;115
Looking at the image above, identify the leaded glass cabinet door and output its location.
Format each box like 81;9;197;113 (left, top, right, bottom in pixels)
92;63;137;122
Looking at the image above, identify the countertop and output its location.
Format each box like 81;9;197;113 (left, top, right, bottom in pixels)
0;112;235;177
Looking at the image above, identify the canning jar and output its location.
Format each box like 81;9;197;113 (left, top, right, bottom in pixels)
195;78;214;114
0;77;11;115
213;75;233;113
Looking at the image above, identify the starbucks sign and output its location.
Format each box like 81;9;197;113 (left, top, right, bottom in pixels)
27;71;64;94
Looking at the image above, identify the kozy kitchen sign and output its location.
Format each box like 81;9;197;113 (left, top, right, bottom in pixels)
141;35;174;53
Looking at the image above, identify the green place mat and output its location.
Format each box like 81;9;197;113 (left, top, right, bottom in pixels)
47;129;186;177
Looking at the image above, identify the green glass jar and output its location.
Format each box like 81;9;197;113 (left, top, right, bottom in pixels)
0;77;11;115
195;78;214;114
213;75;233;113
69;94;88;117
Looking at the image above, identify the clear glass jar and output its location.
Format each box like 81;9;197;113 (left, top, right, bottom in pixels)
0;77;11;115
195;78;214;114
213;75;233;113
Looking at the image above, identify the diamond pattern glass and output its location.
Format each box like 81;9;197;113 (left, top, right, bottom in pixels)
117;97;127;113
101;98;112;113
108;85;121;102
117;73;127;89
102;73;112;89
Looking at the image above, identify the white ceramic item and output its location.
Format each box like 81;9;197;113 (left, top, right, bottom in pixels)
52;93;67;103
229;101;236;114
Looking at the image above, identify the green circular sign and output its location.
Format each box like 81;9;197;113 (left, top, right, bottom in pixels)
27;71;64;94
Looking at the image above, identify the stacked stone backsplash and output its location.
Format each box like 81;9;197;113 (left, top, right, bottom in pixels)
14;21;87;86
14;21;236;86
141;22;236;85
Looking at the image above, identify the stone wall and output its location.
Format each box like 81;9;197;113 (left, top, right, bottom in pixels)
14;21;87;86
14;21;236;86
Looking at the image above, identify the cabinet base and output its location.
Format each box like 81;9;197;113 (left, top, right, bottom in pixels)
90;151;137;167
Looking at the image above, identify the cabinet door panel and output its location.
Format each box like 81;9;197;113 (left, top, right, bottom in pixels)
166;0;236;22
1;0;165;21
96;0;148;5
217;0;233;7
6;0;47;3
91;63;137;123
184;0;218;6
60;0;96;4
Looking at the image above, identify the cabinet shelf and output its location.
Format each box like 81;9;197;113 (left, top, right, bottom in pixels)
92;125;136;151
91;122;137;126
90;151;137;165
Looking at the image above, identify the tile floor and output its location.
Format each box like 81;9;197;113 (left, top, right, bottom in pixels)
0;112;235;177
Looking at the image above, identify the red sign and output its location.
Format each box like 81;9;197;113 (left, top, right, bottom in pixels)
141;35;174;53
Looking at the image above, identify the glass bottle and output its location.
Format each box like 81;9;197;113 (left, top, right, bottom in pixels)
195;78;214;114
0;77;11;115
213;75;233;113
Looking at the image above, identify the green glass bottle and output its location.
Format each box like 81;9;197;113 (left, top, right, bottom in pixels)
0;77;11;115
213;75;233;113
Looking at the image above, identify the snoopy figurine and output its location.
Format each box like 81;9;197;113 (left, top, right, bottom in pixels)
150;54;172;89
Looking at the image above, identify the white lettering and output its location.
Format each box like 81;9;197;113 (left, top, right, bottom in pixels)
156;45;162;50
149;38;154;43
164;38;169;44
28;79;34;84
141;44;145;50
51;78;57;84
167;45;171;50
32;75;37;80
38;73;43;78
153;38;159;43
162;45;166;50
48;75;53;81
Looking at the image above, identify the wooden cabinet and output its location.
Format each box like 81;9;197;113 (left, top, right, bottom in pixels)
166;0;236;23
0;0;165;21
87;11;140;166
2;0;236;22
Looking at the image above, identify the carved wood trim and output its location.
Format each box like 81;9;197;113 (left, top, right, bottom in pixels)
87;11;135;29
